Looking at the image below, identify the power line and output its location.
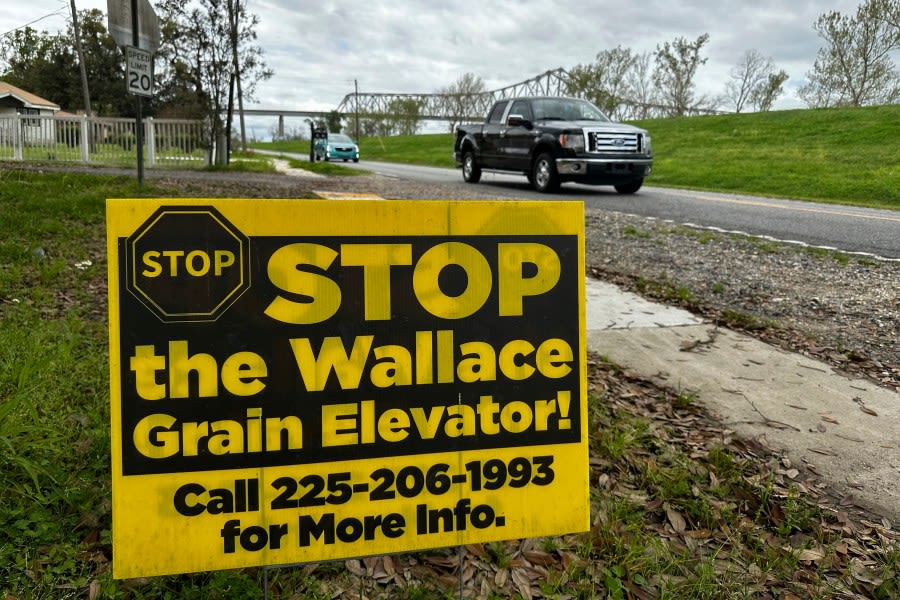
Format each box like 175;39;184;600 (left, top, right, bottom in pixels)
1;8;68;39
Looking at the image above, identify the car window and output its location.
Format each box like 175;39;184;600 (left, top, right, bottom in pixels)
532;99;565;120
509;100;533;122
532;98;610;122
487;101;509;124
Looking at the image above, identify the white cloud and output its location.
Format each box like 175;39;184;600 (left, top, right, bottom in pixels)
1;0;870;125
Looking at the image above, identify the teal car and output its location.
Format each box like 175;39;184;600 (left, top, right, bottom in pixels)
317;133;359;162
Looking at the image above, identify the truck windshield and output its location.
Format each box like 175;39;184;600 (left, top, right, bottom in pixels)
532;99;610;122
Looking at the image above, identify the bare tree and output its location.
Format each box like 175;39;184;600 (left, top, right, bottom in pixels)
725;50;788;113
439;73;486;132
727;50;771;113
653;34;711;116
626;52;656;119
799;0;900;107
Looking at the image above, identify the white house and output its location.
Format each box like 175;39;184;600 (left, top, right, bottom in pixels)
0;81;61;145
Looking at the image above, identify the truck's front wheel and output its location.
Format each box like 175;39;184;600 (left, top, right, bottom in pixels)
532;153;560;193
462;150;481;183
614;179;643;194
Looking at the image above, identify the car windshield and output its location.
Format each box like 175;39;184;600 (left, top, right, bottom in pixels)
531;98;610;122
329;134;353;143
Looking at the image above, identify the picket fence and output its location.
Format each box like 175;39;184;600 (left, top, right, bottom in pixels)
0;113;209;167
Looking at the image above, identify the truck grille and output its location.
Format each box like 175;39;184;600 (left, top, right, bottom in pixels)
588;131;643;154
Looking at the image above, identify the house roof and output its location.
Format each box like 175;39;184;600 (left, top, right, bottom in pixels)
0;81;60;111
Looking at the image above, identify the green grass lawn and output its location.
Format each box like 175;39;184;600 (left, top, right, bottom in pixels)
633;105;900;209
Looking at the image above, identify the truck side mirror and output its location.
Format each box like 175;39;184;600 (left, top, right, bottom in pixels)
507;114;532;129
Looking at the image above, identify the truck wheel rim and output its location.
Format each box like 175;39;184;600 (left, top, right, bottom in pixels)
536;160;550;187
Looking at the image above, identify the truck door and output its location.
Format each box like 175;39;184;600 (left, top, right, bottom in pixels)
478;100;510;168
500;99;536;171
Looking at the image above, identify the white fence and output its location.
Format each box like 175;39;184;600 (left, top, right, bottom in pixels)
0;114;209;167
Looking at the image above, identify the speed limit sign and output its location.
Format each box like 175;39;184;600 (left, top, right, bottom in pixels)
125;46;154;97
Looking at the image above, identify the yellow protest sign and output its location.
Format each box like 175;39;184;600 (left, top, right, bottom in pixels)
106;198;588;578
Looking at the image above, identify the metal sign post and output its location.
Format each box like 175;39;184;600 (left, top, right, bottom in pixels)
108;0;159;186
130;0;143;185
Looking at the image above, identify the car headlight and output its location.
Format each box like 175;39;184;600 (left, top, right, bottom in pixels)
642;133;652;155
559;132;585;153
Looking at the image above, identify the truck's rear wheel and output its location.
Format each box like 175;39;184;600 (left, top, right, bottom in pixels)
614;179;643;194
462;150;481;183
532;153;560;193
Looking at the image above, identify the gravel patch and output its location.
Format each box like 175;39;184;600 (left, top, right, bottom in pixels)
583;209;899;392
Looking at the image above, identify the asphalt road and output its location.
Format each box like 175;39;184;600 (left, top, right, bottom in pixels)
340;158;900;260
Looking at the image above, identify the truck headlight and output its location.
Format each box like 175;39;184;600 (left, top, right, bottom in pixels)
642;133;652;155
559;132;585;153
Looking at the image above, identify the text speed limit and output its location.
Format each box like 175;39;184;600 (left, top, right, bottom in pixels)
126;46;154;97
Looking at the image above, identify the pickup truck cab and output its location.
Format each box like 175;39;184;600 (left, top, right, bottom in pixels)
453;96;652;193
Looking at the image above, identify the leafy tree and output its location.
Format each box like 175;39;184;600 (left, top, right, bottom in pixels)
799;0;900;107
750;70;789;112
653;33;710;116
438;72;486;132
726;49;788;113
326;110;342;133
0;27;78;107
0;10;149;117
345;111;386;138
156;0;230;145
565;46;636;119
71;9;130;116
385;98;423;135
156;0;271;153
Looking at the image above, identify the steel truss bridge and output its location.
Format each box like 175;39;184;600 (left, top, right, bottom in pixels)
243;68;725;137
335;68;572;122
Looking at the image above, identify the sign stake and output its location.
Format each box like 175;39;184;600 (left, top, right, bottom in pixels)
131;0;144;186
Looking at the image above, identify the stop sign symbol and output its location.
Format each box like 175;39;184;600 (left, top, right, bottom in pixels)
126;207;250;322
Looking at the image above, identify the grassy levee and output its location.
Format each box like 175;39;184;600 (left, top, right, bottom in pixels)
254;104;900;210
633;105;900;210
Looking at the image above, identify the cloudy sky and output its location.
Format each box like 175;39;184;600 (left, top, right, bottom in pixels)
1;0;866;137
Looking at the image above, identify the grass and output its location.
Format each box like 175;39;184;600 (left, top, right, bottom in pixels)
285;157;369;176
633;105;900;210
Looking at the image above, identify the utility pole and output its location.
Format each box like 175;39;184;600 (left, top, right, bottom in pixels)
70;0;92;117
354;78;360;141
131;0;144;185
230;0;247;151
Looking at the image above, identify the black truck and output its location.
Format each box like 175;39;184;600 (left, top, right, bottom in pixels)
453;96;652;193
